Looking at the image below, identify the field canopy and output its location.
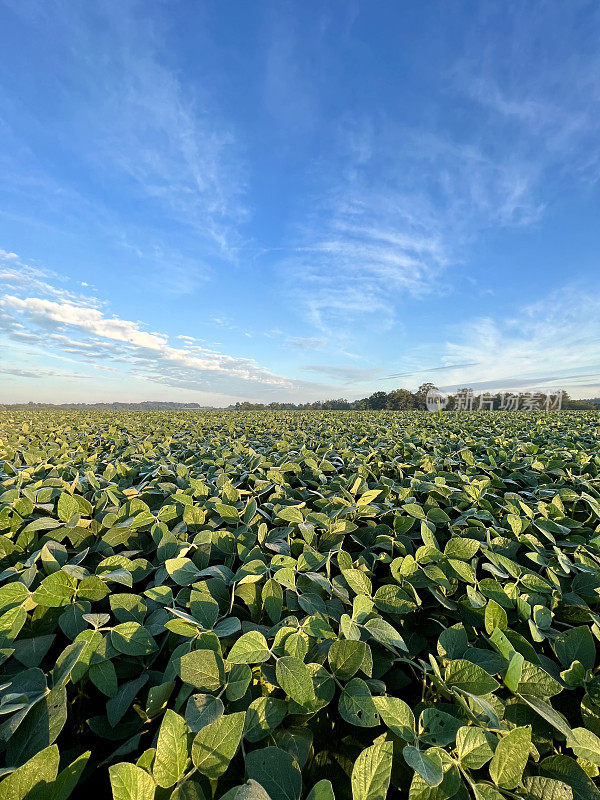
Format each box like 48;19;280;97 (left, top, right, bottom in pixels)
0;409;600;800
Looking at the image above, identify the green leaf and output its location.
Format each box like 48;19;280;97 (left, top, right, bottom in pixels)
444;659;500;696
338;678;379;727
165;557;203;586
489;726;531;789
215;503;240;523
145;679;175;720
555;627;596;671
327;640;367;681
183;505;206;530
342;569;372;597
518;695;575;741
408;750;461;800
277;507;304;524
0;581;29;614
178;649;224;692
244;697;288;743
373;695;415;741
0;606;30;651
111;623;157;656
357;489;382;507
427;507;451;524
523;776;574;800
403;503;425;519
109;593;147;624
363;617;406;651
444;538;479;559
540;754;600;800
420;708;462;747
489;627;517;661
89;660;118;698
52;640;87;688
228;630;270;664
582;493;600;520
214;617;242;638
276;656;316;707
227;663;252;701
6;686;67;766
403;747;443;787
262;579;283;624
306;781;335;800
221;780;272;800
474;784;506;800
561;661;585;688
373;585;415;615
351;740;393;800
456;726;496;769
504;651;525;692
32;571;76;608
185;693;224;732
109;762;156;800
191;712;246;779
190;592;219;628
49;750;91;800
517;662;563;698
485;601;508;634
245;746;302;800
153;709;189;788
57;492;79;523
0;744;59;800
106;674;149;727
570;728;600;766
171;779;207;800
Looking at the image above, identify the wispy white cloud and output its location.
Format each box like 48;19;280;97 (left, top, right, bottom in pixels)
2;293;291;388
0;250;102;308
59;0;246;254
386;362;480;379
0;0;248;288
454;1;600;183
283;114;547;337
301;364;382;385
0;364;96;380
280;2;600;341
0;254;350;402
285;336;326;351
432;285;600;395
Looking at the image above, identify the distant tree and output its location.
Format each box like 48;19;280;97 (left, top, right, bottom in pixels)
561;392;595;410
414;383;438;410
386;388;415;410
365;391;388;410
322;398;351;410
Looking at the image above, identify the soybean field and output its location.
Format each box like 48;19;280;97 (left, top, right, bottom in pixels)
1;409;600;800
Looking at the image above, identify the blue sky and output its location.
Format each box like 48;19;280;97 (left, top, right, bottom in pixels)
1;0;599;404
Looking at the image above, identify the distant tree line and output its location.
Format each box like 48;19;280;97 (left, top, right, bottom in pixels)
6;388;598;411
231;384;432;410
231;384;599;411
